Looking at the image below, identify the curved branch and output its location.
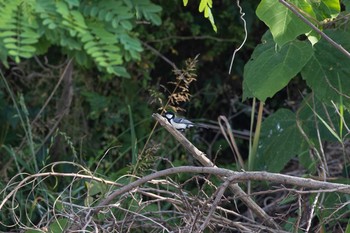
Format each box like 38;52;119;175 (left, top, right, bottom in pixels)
151;113;280;229
95;166;350;208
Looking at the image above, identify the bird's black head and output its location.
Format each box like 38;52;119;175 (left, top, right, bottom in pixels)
163;111;175;120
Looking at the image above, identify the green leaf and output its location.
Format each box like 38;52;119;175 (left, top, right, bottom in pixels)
112;66;130;78
65;0;80;8
105;11;113;21
256;0;314;46
0;31;17;37
344;0;350;11
199;0;206;12
24;230;42;233
21;30;39;38
3;38;17;44
183;0;188;6
19;45;36;53
301;30;350;109
48;218;69;233
120;20;133;30
252;109;308;172
243;31;314;101
8;50;19;56
310;0;340;20
21;38;39;44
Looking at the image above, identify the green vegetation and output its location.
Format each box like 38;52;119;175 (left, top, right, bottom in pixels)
1;0;350;232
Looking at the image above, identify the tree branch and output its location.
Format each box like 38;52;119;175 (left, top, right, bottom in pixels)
143;114;280;229
94;166;350;204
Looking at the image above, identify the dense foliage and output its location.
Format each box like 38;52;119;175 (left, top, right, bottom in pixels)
1;0;350;232
0;0;161;77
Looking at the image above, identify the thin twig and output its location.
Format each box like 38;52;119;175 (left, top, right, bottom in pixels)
199;176;233;231
142;42;178;70
305;192;320;233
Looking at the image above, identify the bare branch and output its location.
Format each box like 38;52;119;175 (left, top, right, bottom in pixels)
147;114;279;229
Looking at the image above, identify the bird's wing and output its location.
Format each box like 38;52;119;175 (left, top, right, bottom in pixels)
173;117;194;125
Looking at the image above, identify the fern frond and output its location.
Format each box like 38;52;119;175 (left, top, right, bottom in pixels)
80;0;134;30
56;1;88;36
82;21;128;77
0;0;161;77
129;0;162;26
0;0;40;63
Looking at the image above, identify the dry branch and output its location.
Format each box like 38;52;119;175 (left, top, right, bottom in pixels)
151;114;280;229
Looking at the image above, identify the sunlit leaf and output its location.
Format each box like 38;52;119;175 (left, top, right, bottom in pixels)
256;0;315;46
243;31;314;101
310;0;340;20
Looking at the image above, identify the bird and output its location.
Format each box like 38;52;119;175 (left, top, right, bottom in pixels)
163;111;195;131
162;111;252;139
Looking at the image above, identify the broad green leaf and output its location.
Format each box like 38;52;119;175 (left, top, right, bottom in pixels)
310;0;340;20
301;30;350;109
344;0;350;11
243;31;314;101
252;109;308;172
256;0;315;46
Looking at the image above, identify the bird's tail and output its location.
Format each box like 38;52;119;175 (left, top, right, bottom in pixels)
193;122;251;140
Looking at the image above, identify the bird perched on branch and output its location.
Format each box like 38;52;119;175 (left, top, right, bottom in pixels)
163;112;195;131
162;111;251;140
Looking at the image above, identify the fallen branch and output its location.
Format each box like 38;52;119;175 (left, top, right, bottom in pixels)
153;113;280;229
93;166;350;201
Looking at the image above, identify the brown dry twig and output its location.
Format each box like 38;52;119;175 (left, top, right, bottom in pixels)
151;113;280;229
